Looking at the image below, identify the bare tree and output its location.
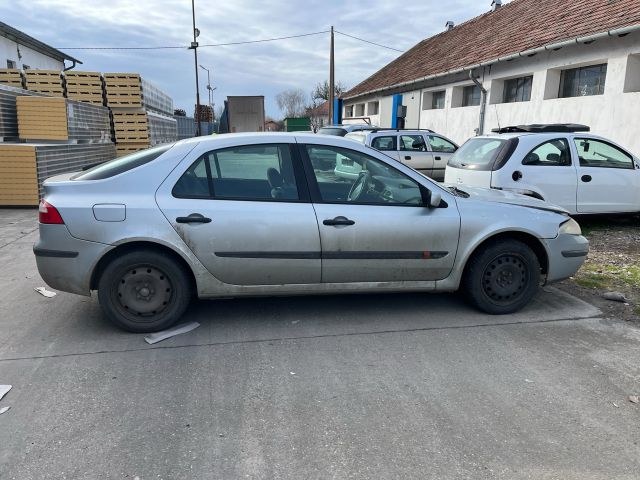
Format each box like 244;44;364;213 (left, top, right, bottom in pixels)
312;80;346;102
276;88;308;118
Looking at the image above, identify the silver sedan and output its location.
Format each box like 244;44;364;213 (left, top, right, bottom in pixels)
34;133;589;332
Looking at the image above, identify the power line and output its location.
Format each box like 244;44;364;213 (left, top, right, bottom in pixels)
200;30;330;47
334;30;404;53
56;30;330;50
56;29;403;53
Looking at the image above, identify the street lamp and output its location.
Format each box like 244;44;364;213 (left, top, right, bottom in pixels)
199;64;214;122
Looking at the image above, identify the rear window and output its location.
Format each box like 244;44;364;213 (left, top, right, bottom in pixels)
448;137;517;171
318;127;347;136
72;144;174;180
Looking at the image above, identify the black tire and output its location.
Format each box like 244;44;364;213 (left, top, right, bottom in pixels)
98;249;192;333
462;239;541;315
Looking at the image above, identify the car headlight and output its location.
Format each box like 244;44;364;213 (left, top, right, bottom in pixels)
559;218;582;235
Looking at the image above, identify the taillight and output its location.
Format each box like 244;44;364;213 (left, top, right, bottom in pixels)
39;199;64;224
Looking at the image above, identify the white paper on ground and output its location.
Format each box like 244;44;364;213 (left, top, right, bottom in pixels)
34;287;56;298
0;385;11;401
0;406;10;415
144;322;200;345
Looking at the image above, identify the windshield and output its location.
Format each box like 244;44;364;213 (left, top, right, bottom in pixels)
72;144;174;180
447;138;508;171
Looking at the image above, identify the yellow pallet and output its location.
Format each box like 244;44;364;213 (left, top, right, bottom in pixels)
16;97;68;141
0;144;39;206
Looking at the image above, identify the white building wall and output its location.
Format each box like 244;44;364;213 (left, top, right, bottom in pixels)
0;37;64;70
344;31;640;154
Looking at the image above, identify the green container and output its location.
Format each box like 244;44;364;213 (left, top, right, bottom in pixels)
284;117;311;132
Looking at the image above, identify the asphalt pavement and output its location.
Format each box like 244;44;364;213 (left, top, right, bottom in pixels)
1;208;639;480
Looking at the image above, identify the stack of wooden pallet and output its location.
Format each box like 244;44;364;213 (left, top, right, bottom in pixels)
0;143;116;206
110;108;150;156
23;70;64;96
16;96;111;143
64;71;105;106
0;69;24;88
103;73;143;109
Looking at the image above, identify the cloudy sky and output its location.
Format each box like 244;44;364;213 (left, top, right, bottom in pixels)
2;0;497;118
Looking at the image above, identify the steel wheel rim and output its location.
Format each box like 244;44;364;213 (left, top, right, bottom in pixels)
115;265;173;321
482;253;528;304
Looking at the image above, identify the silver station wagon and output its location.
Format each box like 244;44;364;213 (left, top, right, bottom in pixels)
34;133;588;332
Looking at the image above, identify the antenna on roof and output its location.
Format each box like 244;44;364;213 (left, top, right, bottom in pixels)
445;21;455;31
494;104;501;131
491;0;502;11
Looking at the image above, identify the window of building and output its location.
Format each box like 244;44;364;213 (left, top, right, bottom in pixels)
344;105;354;118
371;135;397;151
173;144;300;201
428;136;457;153
559;64;607;98
623;54;640;93
431;91;446;109
503;76;533;103
6;59;16;69
522;139;571;166
462;85;481;106
367;101;379;115
355;103;365;117
573;138;634;169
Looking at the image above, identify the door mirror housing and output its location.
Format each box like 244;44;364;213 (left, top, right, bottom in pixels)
420;186;442;208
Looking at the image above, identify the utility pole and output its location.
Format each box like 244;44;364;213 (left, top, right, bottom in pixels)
190;0;202;136
329;26;335;125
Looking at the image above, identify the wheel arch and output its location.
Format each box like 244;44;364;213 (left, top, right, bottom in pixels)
462;231;549;279
90;240;197;293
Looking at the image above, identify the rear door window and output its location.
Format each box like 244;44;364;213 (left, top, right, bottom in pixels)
173;144;301;201
371;135;397;151
400;135;426;151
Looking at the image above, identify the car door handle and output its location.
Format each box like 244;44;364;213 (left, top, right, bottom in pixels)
404;155;412;160
581;175;592;183
176;213;212;224
323;216;355;226
435;156;442;160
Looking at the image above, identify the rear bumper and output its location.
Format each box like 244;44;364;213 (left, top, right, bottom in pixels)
34;224;113;296
543;234;589;284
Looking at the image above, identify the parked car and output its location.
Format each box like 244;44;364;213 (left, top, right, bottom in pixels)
35;133;588;332
345;129;458;181
444;124;640;214
318;124;376;136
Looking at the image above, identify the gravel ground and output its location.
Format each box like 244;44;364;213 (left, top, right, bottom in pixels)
556;214;640;324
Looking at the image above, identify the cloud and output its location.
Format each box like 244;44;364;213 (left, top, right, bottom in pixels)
2;0;491;117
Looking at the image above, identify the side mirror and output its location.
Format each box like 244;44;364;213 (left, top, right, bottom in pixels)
420;186;442;208
429;192;442;208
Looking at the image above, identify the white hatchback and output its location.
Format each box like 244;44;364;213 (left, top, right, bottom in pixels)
444;124;640;215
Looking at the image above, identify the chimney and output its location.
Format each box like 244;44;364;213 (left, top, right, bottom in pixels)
491;0;502;11
445;20;455;31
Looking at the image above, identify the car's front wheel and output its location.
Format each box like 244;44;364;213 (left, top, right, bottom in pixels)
98;249;192;333
462;239;541;315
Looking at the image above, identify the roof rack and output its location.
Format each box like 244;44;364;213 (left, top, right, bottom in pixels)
492;124;590;134
359;128;435;133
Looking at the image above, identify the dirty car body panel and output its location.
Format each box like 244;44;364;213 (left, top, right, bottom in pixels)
34;132;588;331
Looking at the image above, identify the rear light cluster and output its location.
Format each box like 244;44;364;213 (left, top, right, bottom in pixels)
39;199;65;224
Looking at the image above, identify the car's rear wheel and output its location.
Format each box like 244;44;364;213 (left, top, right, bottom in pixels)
98;250;191;333
462;239;540;315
